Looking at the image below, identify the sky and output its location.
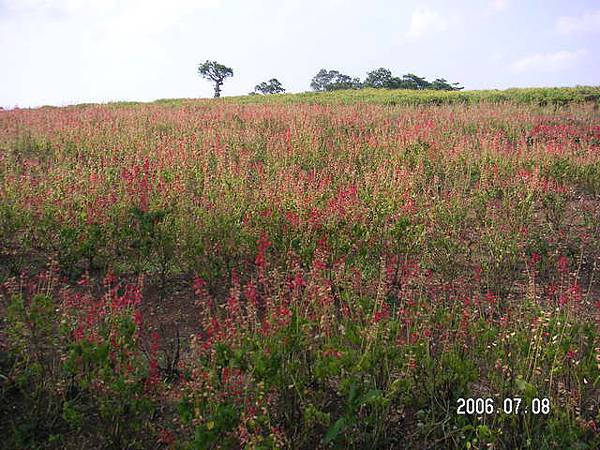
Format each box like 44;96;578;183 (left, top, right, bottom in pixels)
0;0;599;108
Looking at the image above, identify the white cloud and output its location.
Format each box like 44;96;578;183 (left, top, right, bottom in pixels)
557;10;600;34
405;7;449;39
510;49;587;73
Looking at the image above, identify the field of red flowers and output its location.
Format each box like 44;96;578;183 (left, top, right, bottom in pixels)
1;92;599;449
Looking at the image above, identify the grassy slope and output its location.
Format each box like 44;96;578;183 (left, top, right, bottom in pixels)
54;86;600;110
161;86;600;107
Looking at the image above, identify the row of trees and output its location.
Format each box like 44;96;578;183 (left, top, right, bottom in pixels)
197;60;462;98
311;68;463;91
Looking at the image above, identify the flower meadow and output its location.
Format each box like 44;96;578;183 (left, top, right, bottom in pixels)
0;88;599;449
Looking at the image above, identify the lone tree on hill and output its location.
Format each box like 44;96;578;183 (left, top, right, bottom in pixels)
198;60;233;98
254;78;286;94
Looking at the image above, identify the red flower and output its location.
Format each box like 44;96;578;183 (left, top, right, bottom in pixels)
157;429;175;445
255;233;272;268
557;255;569;274
244;280;259;307
72;325;84;341
323;349;342;358
133;310;143;328
292;271;305;289
103;270;116;286
77;272;90;287
193;275;206;295
373;302;390;323
485;291;497;305
530;252;541;267
150;332;161;353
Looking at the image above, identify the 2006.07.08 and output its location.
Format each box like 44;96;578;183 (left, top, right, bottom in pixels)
457;397;550;415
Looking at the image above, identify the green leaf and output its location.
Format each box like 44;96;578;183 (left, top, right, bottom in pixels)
515;377;537;397
359;388;383;405
323;417;347;444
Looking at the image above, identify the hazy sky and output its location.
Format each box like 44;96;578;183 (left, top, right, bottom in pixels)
1;0;599;108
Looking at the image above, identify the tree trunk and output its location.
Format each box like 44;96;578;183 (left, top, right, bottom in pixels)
214;80;223;98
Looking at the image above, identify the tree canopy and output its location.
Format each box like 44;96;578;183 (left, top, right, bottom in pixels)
429;78;464;91
311;67;463;92
310;69;362;92
364;68;393;88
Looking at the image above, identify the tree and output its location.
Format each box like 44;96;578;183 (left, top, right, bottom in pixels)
362;68;462;91
254;78;286;95
430;78;464;91
401;73;431;90
311;67;463;93
328;73;362;91
364;68;393;88
310;69;362;92
387;77;416;89
197;60;233;98
311;69;338;91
